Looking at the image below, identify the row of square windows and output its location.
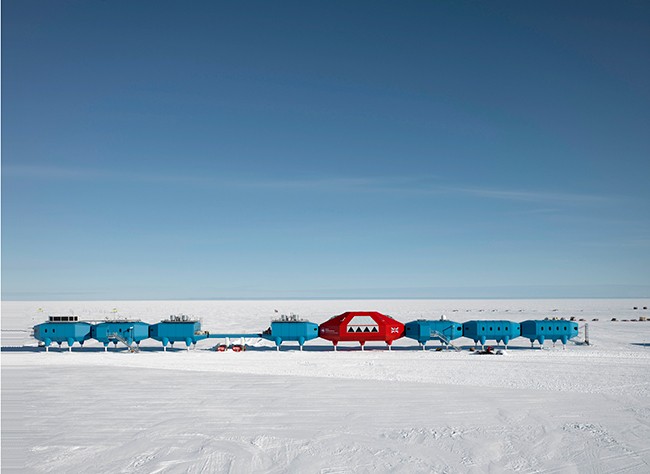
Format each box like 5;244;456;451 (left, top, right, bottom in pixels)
464;326;569;331
43;328;127;333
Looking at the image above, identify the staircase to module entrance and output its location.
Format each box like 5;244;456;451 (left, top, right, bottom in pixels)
431;331;462;351
108;332;140;352
571;323;591;346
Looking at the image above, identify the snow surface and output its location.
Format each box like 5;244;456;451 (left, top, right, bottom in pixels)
2;299;650;473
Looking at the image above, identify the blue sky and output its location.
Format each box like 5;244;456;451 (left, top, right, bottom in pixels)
3;1;649;300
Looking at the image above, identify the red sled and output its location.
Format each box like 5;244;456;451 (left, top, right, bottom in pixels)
318;311;405;350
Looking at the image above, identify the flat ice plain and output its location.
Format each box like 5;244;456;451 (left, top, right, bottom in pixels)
2;299;650;473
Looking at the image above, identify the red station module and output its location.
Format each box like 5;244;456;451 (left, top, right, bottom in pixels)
318;311;405;350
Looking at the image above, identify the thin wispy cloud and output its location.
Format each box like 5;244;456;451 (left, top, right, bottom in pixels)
3;164;211;185
243;177;621;206
580;238;650;248
5;164;107;180
501;208;561;216
4;164;619;206
439;185;619;205
230;176;393;190
3;164;421;191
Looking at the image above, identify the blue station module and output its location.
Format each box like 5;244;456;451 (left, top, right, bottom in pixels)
404;318;463;349
261;314;319;350
91;320;150;350
463;320;521;348
33;315;92;351
149;315;208;350
206;315;319;351
521;319;579;348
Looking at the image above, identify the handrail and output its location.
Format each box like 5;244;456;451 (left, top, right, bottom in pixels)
430;330;462;351
107;332;140;352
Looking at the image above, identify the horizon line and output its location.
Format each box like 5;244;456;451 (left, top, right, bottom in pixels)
3;295;649;302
